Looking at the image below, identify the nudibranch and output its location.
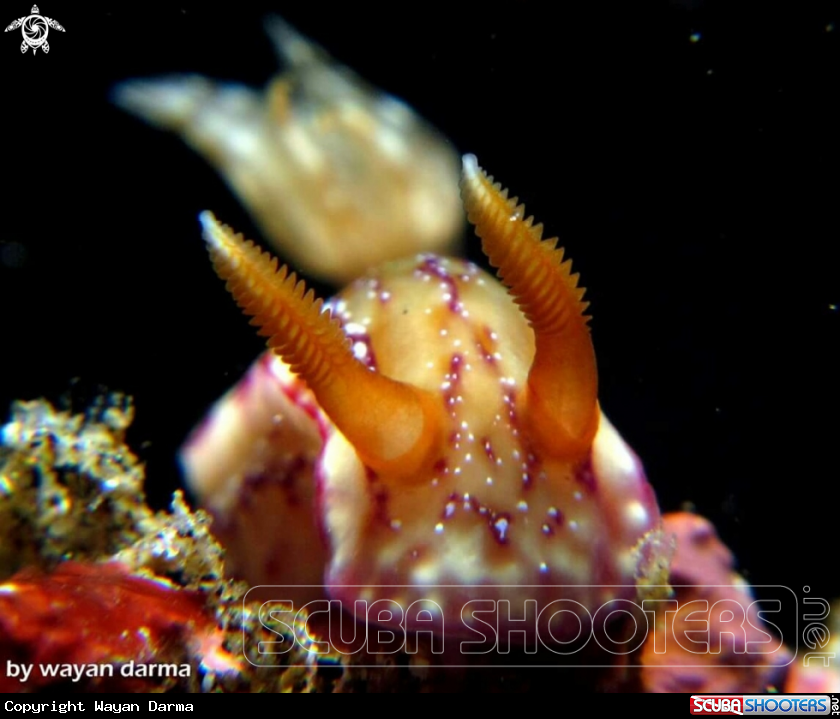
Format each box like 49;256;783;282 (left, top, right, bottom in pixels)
113;18;461;283
182;155;670;637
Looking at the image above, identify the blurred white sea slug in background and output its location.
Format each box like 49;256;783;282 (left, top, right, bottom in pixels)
113;17;462;283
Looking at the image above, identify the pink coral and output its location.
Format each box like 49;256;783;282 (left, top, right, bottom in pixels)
640;513;791;693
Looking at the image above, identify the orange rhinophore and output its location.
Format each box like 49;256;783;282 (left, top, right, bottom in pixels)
201;212;444;481
461;154;598;460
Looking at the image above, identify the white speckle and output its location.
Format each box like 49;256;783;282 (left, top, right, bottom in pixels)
517;500;528;512
0;583;16;594
442;293;452;302
426;361;434;369
453;339;461;348
460;420;469;430
352;341;368;360
440;329;448;337
486;477;493;486
431;478;439;487
573;491;583;501
539;563;548;574
453;466;461;475
569;520;579;532
626;501;648;527
493;516;510;541
434;523;444;534
390;519;402;531
547;506;559;519
464;453;472;462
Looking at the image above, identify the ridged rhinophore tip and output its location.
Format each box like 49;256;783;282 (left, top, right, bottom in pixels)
461;153;480;180
199;211;235;256
198;209;217;237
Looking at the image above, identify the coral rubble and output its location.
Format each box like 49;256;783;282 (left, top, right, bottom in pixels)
0;397;344;693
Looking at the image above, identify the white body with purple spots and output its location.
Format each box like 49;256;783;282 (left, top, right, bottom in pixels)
183;253;668;636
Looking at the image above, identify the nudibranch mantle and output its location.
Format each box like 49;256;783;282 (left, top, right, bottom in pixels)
183;156;670;637
321;256;665;617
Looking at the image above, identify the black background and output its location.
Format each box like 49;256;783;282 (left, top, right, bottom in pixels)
1;1;838;644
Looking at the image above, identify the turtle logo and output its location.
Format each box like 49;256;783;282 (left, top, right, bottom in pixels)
5;5;64;55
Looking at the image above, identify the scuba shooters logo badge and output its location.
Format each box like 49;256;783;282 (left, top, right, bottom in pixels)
4;5;64;55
